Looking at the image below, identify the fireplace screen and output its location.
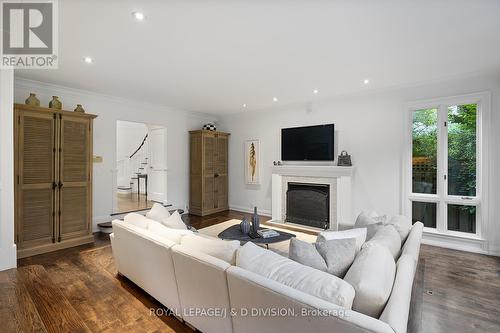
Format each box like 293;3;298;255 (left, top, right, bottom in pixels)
286;182;329;229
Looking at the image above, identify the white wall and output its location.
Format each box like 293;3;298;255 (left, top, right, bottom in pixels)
0;69;16;271
219;73;500;255
116;120;148;160
14;78;216;230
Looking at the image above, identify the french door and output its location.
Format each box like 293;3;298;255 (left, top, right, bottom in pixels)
407;93;489;239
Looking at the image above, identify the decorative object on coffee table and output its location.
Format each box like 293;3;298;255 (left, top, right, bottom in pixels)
74;104;85;113
251;207;260;232
337;150;352;166
49;96;62;109
218;224;295;249
240;218;251;235
25;93;40;106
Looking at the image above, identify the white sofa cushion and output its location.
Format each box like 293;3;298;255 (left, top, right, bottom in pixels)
344;244;396;318
124;213;150;229
289;237;356;277
317;228;367;254
146;203;171;222
237;242;355;308
355;211;387;228
356;211;412;243
363;225;401;259
181;234;240;264
162;210;187;230
147;220;192;244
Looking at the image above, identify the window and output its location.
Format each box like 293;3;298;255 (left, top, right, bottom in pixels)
406;93;489;239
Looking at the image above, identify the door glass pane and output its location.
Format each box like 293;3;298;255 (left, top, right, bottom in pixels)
412;108;438;194
447;104;477;196
448;204;476;233
412;201;437;228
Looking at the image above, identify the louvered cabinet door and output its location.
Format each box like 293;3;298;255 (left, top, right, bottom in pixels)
214;134;228;209
58;115;91;241
203;133;216;211
16;111;56;249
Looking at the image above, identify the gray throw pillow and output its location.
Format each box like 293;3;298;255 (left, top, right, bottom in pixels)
288;238;327;272
289;237;356;278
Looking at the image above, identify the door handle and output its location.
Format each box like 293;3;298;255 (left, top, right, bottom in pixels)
214;173;219;178
58;181;63;189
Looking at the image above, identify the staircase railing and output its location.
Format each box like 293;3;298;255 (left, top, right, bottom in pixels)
130;134;148;159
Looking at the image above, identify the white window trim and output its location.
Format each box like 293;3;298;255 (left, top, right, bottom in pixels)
403;92;491;252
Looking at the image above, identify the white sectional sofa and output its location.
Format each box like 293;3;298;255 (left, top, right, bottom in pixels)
110;216;423;333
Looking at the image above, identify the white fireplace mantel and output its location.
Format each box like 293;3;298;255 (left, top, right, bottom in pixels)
271;165;354;178
271;165;354;230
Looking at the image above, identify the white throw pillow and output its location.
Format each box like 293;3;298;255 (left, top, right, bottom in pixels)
147;220;192;244
123;213;150;229
363;225;401;259
354;211;388;229
162;210;187;230
146;203;171;222
387;215;412;242
316;228;367;254
344;244;396;318
237;242;355;309
181;234;240;264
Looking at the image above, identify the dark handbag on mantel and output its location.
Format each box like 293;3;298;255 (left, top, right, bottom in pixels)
337;150;352;166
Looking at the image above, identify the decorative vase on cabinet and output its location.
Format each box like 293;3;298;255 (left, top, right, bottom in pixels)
25;93;40;106
49;96;62;109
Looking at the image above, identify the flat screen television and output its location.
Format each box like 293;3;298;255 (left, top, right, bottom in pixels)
281;124;335;161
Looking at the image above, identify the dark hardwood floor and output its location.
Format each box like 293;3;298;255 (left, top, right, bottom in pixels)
1;210;499;333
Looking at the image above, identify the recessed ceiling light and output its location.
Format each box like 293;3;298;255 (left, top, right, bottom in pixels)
83;56;93;64
313;89;319;94
132;11;145;21
273;97;278;102
363;79;370;85
242;103;247;108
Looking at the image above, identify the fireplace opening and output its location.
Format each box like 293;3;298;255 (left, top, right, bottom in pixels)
286;182;329;229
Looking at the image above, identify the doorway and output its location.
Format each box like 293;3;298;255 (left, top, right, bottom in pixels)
113;120;167;215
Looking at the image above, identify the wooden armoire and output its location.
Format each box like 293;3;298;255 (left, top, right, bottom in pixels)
189;130;229;216
14;104;97;258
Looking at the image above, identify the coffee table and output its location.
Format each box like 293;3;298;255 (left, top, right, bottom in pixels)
218;224;295;249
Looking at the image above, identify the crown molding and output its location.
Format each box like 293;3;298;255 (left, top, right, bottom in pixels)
14;77;217;121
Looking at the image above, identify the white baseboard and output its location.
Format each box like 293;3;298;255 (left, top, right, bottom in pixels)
422;231;489;255
229;204;271;217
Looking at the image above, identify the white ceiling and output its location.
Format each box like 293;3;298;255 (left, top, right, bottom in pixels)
15;0;500;115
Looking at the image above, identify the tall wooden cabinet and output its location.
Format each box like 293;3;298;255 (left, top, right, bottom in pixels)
14;104;97;258
189;130;229;216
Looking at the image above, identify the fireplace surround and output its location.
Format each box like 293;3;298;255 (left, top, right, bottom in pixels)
271;165;353;230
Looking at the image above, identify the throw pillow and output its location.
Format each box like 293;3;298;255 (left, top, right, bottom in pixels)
363;225;401;259
316;228;367;254
288;238;327;272
147;220;192;244
315;237;357;277
162;210;187;230
354;211;388;229
181;234;240;264
237;242;355;309
366;222;385;241
387;215;412;242
344;244;396;318
123;213;150;229
146;203;171;222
